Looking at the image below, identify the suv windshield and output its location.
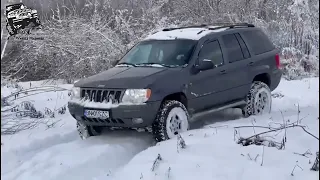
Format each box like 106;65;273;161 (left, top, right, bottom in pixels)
6;4;23;12
117;39;196;67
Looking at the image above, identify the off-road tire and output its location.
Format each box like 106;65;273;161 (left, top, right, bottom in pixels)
242;81;272;117
32;17;41;26
76;121;103;139
152;100;190;142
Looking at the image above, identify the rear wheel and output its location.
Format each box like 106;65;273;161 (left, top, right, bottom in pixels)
32;17;41;26
152;100;189;142
242;81;272;117
76;121;103;139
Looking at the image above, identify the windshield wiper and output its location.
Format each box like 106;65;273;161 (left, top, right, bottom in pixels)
135;63;172;68
116;62;136;67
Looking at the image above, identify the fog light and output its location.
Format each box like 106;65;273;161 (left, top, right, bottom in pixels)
132;118;143;124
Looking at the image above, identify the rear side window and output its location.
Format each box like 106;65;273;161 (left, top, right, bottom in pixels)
222;34;244;63
235;33;250;59
242;30;275;55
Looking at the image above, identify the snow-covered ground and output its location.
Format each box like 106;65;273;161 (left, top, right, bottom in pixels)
1;78;319;180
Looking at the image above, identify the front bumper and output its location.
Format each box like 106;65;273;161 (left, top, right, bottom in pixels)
68;101;161;128
12;17;37;23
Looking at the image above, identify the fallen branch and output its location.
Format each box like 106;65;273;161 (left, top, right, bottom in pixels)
236;124;318;141
294;149;312;158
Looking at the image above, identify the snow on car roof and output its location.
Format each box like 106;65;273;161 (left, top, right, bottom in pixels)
144;26;229;41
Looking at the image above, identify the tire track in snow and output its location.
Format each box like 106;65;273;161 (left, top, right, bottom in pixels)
1;130;153;180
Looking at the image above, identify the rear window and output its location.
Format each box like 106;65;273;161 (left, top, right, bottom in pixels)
242;30;275;55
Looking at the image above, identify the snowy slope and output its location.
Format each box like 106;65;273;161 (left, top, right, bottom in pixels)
114;78;319;180
1;78;319;180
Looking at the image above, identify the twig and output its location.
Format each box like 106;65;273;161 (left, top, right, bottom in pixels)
297;103;300;124
261;146;264;166
280;110;287;143
311;152;319;171
291;162;303;176
207;125;228;129
166;167;171;179
151;154;162;172
251;120;256;134
254;154;260;162
293;149;312;158
234;125;275;130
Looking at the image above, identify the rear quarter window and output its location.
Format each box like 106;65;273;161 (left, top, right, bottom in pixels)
242;30;275;55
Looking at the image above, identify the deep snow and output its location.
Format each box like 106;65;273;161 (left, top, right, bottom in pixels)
1;78;319;180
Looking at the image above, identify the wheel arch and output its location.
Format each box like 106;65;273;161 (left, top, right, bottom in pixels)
252;73;271;87
161;92;188;108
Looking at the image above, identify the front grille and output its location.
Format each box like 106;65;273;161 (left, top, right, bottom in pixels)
80;88;124;103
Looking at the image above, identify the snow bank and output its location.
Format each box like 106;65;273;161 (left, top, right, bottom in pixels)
114;107;319;180
114;78;319;180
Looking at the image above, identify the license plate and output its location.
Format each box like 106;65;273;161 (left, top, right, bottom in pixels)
84;110;109;119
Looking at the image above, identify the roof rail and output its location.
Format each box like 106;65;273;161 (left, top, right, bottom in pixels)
206;23;254;27
207;23;255;30
162;23;254;32
162;24;207;31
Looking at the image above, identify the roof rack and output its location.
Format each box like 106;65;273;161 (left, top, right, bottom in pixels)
162;24;207;31
207;23;255;30
162;23;254;32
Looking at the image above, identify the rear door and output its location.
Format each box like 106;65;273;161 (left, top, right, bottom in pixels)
218;33;252;102
240;30;279;90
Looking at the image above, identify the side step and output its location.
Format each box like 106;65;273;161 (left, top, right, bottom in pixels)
189;100;246;122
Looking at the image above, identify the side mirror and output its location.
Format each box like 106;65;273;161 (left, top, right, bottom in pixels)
195;59;214;71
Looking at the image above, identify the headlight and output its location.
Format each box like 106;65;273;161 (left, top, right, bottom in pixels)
31;10;37;13
7;12;15;18
70;87;81;99
122;89;151;104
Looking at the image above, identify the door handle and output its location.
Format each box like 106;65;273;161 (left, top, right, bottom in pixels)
247;62;254;66
220;70;227;74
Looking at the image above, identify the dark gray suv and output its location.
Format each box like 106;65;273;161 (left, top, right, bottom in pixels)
68;23;282;142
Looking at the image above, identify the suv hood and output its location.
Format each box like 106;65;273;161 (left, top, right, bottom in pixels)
74;66;170;89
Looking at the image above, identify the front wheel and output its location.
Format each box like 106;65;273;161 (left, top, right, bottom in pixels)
6;23;17;36
242;81;272;117
152;100;190;142
76;121;103;139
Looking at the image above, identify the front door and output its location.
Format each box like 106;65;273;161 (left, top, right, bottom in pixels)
188;39;229;112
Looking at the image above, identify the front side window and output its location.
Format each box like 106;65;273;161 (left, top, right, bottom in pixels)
198;40;224;67
117;40;196;67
